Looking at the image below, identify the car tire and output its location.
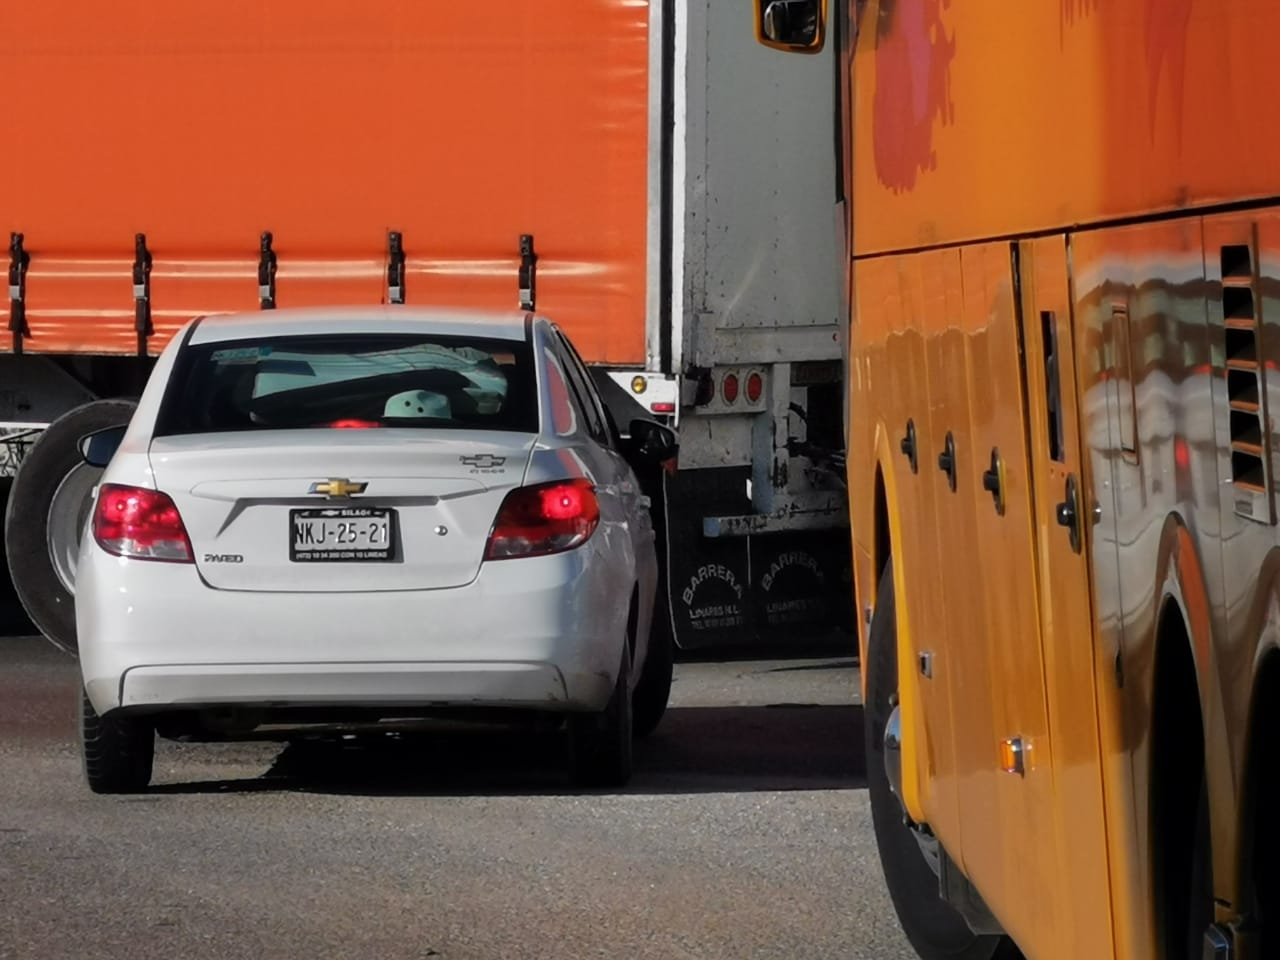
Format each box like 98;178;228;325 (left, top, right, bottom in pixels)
80;688;154;794
4;398;138;656
866;563;1020;960
569;648;634;788
632;591;674;738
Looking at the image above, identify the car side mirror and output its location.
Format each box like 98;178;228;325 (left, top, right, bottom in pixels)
628;418;678;466
755;0;826;53
79;425;126;468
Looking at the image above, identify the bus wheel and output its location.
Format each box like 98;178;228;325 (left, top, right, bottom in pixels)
865;562;1020;960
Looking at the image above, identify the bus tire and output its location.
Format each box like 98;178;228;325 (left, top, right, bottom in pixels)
865;563;1020;960
3;399;138;656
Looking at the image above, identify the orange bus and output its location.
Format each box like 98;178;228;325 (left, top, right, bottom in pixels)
757;1;1275;958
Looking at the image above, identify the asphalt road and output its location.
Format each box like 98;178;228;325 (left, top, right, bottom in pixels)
0;633;916;960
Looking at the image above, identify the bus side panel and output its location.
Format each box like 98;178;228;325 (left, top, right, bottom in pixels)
852;253;967;849
948;242;1060;948
1070;213;1258;950
848;0;1280;256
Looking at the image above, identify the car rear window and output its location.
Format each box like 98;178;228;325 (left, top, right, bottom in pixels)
154;332;538;437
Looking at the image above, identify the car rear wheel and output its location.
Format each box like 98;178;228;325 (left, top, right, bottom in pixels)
569;648;633;788
4;399;138;655
80;688;155;794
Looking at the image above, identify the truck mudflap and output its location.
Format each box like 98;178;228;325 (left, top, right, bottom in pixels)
661;466;854;652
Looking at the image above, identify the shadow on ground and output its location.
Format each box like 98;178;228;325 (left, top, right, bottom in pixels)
148;701;867;798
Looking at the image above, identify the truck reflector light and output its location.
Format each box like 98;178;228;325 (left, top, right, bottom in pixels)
92;484;194;563
484;478;600;560
722;372;739;404
745;372;763;403
650;401;676;414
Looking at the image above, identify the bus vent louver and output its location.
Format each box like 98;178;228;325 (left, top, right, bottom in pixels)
1221;241;1275;525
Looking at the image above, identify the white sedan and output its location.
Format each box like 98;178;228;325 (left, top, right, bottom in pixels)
73;306;677;793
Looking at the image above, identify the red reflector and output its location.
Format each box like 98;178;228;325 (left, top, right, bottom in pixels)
650;401;676;414
722;373;739;404
745;372;763;403
327;419;382;429
485;478;601;560
1175;437;1191;469
92;484;193;563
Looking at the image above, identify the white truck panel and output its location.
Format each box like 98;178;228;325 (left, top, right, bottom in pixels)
677;0;843;371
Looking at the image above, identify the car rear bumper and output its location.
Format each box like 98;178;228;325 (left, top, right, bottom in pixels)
116;661;577;711
77;545;627;717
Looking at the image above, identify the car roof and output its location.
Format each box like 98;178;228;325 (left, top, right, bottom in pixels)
187;305;533;346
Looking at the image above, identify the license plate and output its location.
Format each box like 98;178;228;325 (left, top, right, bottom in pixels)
289;507;395;562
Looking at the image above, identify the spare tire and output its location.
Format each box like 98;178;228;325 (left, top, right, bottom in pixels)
4;399;138;656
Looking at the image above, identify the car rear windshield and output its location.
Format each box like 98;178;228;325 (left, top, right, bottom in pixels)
154;332;538;437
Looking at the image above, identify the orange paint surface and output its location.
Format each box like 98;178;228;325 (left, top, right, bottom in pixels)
0;1;650;360
851;0;1280;255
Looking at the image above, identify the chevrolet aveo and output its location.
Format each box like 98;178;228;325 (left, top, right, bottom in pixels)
72;307;678;793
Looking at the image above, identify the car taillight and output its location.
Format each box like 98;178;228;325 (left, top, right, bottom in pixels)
484;479;601;560
92;484;194;563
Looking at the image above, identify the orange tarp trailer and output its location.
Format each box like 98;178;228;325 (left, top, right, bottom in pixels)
0;1;650;362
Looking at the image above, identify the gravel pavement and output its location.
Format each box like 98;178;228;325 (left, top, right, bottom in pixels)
0;634;916;960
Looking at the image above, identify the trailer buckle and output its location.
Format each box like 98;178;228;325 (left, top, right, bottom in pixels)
259;231;277;309
518;234;537;311
132;233;153;350
387;231;405;305
8;232;29;350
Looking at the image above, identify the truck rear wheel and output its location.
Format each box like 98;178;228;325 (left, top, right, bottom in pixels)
3;399;138;655
865;563;1020;960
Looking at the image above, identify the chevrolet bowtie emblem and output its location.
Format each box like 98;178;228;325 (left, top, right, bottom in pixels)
459;454;506;469
309;478;368;499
